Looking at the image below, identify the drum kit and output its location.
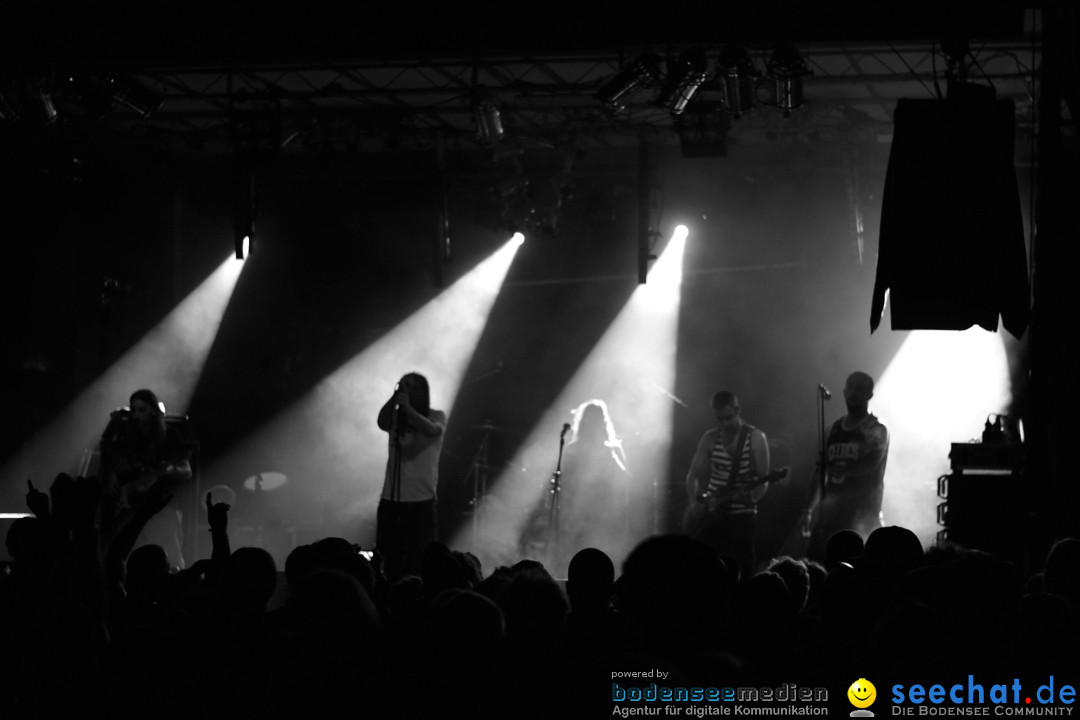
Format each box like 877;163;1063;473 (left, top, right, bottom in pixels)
460;422;531;540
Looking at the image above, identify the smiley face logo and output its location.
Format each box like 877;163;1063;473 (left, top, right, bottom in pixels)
848;679;877;709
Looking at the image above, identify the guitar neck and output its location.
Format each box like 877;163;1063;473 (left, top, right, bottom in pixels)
699;468;788;505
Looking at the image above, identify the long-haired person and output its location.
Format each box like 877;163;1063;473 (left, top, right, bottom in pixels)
376;372;446;579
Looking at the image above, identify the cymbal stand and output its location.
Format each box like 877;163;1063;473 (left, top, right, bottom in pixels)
465;426;493;543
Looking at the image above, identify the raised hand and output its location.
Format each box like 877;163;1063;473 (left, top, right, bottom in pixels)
206;491;230;533
369;547;387;579
25;479;50;519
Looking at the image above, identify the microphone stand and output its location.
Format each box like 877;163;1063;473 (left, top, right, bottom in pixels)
547;425;569;564
390;406;404;503
816;384;831;501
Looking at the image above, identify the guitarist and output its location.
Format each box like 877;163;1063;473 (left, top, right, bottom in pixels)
100;389;192;569
685;391;771;582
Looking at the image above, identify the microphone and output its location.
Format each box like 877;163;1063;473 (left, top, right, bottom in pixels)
560;423;571;439
818;384;831;400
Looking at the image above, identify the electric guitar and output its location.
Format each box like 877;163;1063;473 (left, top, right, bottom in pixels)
109;447;193;516
682;467;790;537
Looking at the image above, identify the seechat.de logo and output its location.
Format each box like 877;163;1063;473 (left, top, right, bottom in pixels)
849;678;878;717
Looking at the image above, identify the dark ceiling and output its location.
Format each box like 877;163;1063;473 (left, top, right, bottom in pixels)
7;1;1028;65
0;1;1041;165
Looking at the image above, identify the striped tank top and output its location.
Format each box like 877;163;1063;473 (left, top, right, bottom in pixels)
706;424;757;515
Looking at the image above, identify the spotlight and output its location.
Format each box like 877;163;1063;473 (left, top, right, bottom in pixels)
0;77;58;125
655;48;710;116
595;53;660;113
234;224;252;260
474;97;504;146
30;81;58;125
106;73;163;118
233;167;255;260
767;45;811;118
716;45;758;118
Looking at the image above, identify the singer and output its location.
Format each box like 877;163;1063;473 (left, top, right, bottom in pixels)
800;371;890;562
376;372;447;579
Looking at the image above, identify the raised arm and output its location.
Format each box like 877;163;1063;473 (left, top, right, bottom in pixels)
398;390;445;437
377;393;398;432
416;408;447;437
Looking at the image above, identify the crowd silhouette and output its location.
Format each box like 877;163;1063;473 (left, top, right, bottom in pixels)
2;472;1077;719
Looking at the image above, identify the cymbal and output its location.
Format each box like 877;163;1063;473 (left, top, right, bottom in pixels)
242;471;288;492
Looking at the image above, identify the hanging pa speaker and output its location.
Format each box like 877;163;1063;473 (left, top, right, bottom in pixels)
870;95;1030;337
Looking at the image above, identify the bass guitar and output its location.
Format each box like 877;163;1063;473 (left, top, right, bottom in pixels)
682;467;789;537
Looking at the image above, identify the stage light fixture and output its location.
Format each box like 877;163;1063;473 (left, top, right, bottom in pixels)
474;97;504;145
0;86;21;122
595;53;660;113
717;45;758;118
767;45;811;118
655;48;710;116
233;167;255;260
32;82;58;125
106;73;163;117
1;77;58;125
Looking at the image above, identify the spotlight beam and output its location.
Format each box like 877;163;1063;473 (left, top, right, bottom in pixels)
199;236;523;540
454;226;687;573
873;328;1011;548
1;254;245;507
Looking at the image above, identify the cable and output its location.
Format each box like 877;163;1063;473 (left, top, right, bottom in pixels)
889;42;938;99
1027;6;1037;291
931;39;944;100
965;49;998;94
